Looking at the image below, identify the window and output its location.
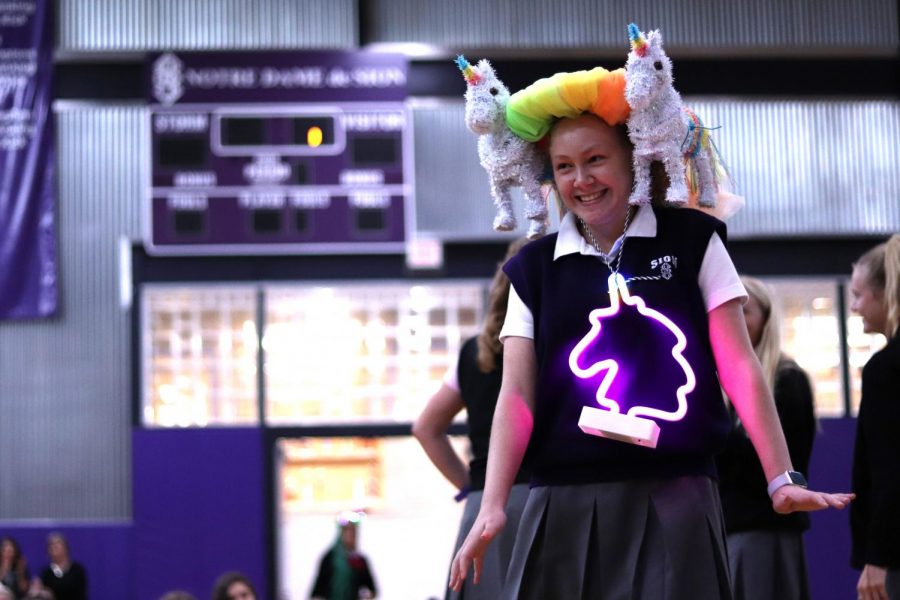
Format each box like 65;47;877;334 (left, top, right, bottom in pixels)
264;282;483;424
141;281;485;426
275;436;467;600
765;279;845;417
142;286;258;426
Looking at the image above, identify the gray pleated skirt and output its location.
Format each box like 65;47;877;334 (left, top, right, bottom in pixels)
727;530;809;600
446;483;531;600
888;568;900;599
502;475;732;600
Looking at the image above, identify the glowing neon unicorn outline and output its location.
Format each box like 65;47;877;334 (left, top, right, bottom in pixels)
456;55;549;239
568;273;695;422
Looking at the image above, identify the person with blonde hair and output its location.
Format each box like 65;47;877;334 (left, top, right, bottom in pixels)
38;532;86;600
717;276;817;599
849;234;900;600
414;237;530;599
449;26;852;598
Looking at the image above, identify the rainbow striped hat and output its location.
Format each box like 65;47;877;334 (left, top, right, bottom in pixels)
506;67;631;143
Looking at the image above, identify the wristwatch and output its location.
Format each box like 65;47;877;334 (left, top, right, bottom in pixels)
767;470;808;498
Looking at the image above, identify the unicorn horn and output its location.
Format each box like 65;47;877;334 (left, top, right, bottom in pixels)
455;54;481;85
627;23;648;56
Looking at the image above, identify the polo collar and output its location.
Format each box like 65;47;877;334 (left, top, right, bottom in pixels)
554;204;656;261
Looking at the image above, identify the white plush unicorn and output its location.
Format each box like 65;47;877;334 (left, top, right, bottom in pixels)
456;56;548;239
624;24;719;209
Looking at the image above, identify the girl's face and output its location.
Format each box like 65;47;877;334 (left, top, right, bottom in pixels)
48;537;67;563
1;540;14;561
742;293;767;348
850;265;887;335
226;582;255;600
549;113;633;237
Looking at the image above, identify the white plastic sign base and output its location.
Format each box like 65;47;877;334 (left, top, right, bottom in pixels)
578;406;660;448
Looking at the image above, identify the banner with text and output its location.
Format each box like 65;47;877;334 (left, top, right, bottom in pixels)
0;0;57;320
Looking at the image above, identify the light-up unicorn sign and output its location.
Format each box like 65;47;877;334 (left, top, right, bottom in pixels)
569;273;695;447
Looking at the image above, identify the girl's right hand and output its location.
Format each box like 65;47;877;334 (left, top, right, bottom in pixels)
448;506;507;591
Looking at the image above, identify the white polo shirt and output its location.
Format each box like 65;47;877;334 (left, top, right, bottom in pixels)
500;206;747;340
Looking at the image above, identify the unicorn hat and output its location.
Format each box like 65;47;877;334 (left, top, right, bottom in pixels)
506;67;630;142
500;23;742;220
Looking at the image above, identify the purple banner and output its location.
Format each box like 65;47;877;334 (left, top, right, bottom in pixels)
0;0;57;320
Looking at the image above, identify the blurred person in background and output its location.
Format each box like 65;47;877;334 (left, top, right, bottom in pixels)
311;511;377;600
33;533;86;600
160;592;197;600
0;537;30;599
849;235;900;600
211;572;256;600
717;276;816;599
413;238;530;599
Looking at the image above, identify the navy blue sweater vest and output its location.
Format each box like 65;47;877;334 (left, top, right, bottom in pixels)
503;207;732;486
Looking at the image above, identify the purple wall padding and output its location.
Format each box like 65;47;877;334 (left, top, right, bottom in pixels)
0;419;861;599
132;428;269;600
0;522;131;598
806;417;858;599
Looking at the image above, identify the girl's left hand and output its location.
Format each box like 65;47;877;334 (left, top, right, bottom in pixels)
771;485;854;513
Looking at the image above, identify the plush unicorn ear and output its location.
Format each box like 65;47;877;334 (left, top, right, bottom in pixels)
646;30;663;49
475;59;495;80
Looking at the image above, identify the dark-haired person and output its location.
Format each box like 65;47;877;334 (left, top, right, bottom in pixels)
211;571;257;600
0;537;29;599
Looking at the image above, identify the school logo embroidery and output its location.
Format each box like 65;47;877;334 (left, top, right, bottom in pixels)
649;255;678;280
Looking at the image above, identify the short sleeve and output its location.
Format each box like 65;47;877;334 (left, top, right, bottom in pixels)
699;232;747;312
499;283;534;341
442;353;460;392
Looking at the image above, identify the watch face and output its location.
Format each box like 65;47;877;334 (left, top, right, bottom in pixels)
788;471;808;487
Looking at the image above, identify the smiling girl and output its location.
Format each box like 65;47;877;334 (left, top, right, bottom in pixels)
449;61;853;599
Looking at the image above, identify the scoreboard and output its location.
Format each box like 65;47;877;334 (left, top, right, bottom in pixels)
145;51;412;255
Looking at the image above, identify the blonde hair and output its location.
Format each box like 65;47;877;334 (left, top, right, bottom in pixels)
477;238;529;373
740;276;783;390
854;234;900;338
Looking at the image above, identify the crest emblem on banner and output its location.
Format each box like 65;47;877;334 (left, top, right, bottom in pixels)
152;53;184;105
